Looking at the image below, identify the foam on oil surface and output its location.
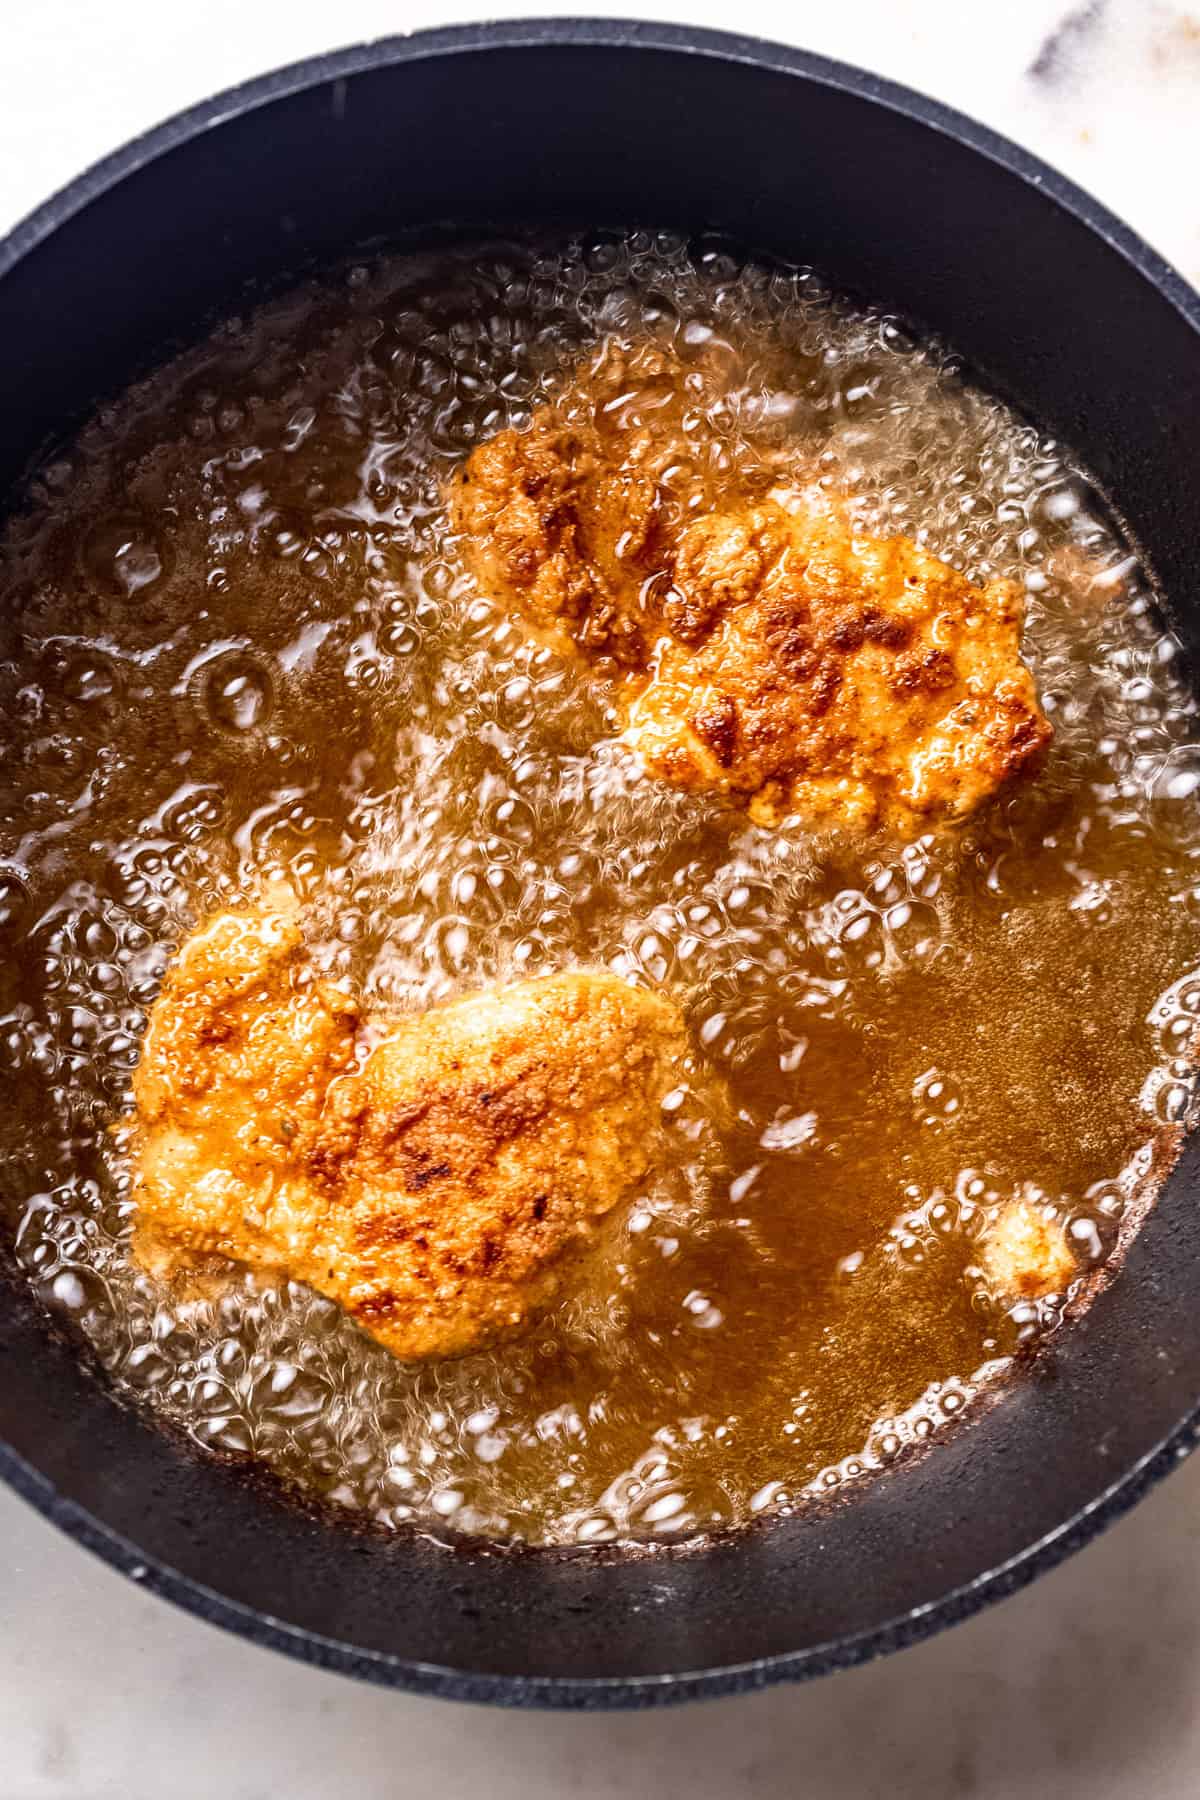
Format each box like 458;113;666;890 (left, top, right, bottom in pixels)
0;233;1197;1543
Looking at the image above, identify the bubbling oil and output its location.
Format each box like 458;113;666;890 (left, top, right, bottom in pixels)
0;232;1197;1544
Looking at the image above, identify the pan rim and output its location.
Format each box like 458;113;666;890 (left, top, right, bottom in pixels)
2;15;1200;1708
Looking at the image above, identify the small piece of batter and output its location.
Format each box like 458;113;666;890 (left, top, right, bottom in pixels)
980;1202;1077;1301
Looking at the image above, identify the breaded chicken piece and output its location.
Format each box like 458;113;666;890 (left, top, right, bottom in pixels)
130;899;688;1360
980;1202;1076;1300
449;339;1050;831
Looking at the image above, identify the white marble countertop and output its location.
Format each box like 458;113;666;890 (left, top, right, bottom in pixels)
3;2;1200;1794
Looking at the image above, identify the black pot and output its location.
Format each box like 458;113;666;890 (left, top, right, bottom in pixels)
2;19;1199;1709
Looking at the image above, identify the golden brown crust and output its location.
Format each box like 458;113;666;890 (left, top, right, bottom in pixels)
450;339;765;669
309;973;686;1356
130;893;360;1272
129;899;689;1360
458;420;658;667
630;508;1050;830
449;339;1051;832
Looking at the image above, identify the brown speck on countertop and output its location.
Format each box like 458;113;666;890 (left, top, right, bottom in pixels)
1151;10;1200;63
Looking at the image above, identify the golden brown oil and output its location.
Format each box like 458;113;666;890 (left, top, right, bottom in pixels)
0;232;1197;1543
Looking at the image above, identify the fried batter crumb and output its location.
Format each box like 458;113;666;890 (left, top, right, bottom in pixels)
980;1203;1077;1300
130;897;690;1360
449;339;1051;832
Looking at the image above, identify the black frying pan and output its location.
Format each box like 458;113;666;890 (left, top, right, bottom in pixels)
1;19;1199;1708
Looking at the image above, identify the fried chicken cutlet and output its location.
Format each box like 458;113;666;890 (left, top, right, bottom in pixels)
130;895;689;1360
449;339;1051;830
